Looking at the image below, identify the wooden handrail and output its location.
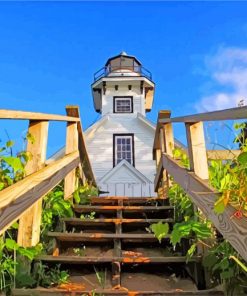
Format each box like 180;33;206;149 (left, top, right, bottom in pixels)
160;152;247;262
0;106;96;247
0;151;80;236
66;106;96;186
0;109;80;122
159;106;247;123
153;107;247;262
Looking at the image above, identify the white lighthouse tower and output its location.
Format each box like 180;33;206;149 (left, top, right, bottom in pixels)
85;52;156;197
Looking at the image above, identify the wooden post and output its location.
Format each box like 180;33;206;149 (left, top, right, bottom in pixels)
18;120;49;247
64;107;79;200
185;121;209;180
163;123;174;157
163;123;175;192
185;121;208;289
155;149;161;168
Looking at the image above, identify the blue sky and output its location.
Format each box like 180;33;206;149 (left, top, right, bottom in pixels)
0;1;247;156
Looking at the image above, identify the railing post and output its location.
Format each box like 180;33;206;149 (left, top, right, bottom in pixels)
162;123;174;193
17;120;49;247
163;123;174;157
64;106;79;200
185;121;208;288
155;110;174;197
185;122;209;179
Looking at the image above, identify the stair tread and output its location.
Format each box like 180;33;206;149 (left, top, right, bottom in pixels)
12;287;224;295
48;231;169;239
73;205;174;211
89;196;163;200
62;218;174;224
36;254;201;263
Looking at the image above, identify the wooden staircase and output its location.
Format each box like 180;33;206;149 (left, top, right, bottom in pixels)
13;196;223;295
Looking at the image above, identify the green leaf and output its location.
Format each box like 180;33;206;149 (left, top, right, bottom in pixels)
18;245;42;261
238;152;247;165
26;132;35;144
11;221;19;229
150;222;169;243
5;238;19;251
6;140;14;148
220;269;234;280
214;197;225;214
220;257;230;270
1;156;24;172
0;182;4;191
73;189;80;204
203;253;218;269
220;174;231;190
186;243;197;262
170;227;182;246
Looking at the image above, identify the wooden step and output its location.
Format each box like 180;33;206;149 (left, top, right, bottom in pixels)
62;218;174;226
12;287;224;295
47;232;169;242
73;205;174;213
89;196;167;205
36;255;201;264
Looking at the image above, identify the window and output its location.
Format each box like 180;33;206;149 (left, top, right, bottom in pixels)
113;134;134;166
114;96;133;113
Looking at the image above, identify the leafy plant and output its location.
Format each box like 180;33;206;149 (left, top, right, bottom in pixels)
211;123;247;216
93;266;107;289
0;235;42;294
41;185;73;234
80;212;96;220
203;240;247;295
73;182;98;205
34;262;69;288
0;140;31;190
150;222;169;243
73;246;86;256
169;183;194;220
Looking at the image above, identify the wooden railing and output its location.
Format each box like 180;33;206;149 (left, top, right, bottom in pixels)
0;106;96;247
153;106;247;261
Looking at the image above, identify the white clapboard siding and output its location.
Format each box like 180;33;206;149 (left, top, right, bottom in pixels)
98;183;154;198
102;85;145;116
85;115;156;182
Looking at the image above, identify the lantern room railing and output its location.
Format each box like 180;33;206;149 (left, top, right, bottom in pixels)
93;65;152;81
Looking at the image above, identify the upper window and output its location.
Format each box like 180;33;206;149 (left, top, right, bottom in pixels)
114;96;133;113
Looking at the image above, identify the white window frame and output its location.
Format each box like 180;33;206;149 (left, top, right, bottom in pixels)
114;97;133;113
114;134;134;166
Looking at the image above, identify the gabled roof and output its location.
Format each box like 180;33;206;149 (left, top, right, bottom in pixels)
85;113;156;139
99;159;152;184
84;115;109;137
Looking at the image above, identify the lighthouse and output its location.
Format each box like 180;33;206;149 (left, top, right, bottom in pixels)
85;52;157;197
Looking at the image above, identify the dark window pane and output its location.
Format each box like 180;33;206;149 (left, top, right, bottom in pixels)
117;139;121;144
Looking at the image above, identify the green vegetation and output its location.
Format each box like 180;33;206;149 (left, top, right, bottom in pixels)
0;139;96;295
73;181;98;205
41;185;73;234
1;123;247;295
150;124;247;295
